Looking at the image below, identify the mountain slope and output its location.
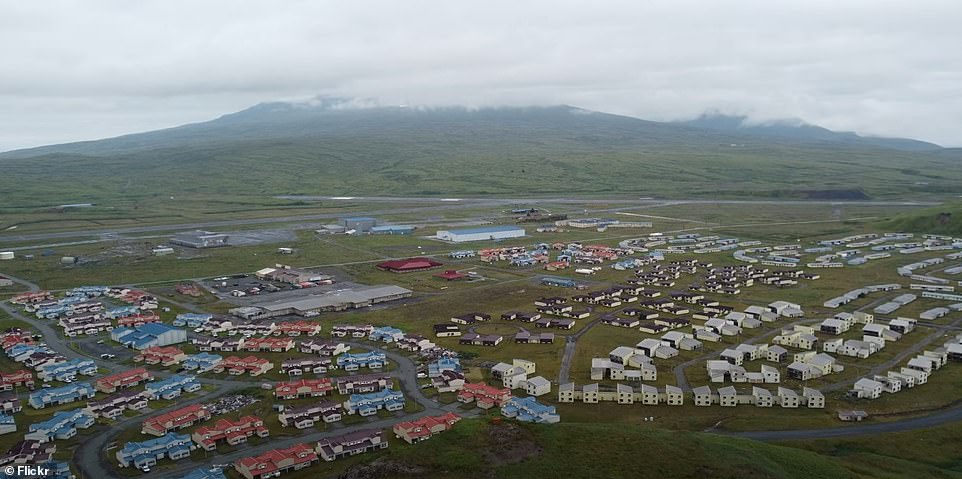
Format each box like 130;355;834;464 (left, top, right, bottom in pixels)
0;99;960;209
679;113;942;151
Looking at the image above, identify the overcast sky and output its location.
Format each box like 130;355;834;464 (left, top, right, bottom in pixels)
2;0;961;151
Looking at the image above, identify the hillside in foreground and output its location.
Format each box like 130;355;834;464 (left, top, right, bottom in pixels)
308;419;961;479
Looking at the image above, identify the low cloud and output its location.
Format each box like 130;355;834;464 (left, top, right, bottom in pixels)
1;0;961;150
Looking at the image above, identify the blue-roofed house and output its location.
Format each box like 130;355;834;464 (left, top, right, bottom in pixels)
25;409;95;442
336;351;386;372
111;323;187;350
173;313;213;328
0;414;15;435
500;396;560;424
182;353;222;373
66;285;110;297
144;375;201;400
37;358;97;382
427;357;461;378
179;468;228;479
28;383;96;409
116;432;195;469
105;305;141;320
342;388;404;416
368;326;404;343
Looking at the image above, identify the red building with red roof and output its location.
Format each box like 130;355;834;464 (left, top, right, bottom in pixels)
95;367;154;393
134;346;187;366
242;337;295;352
376;257;443;273
456;382;512;409
192;416;269;451
0;370;34;391
274;378;334;399
142;404;211;436
392;412;461;443
213;356;274;376
234;443;318;479
116;313;161;328
433;270;468;281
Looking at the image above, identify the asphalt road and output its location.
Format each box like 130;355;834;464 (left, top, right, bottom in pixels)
136;341;478;479
723;404;962;441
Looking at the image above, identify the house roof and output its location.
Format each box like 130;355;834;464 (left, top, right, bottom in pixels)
377;257;443;271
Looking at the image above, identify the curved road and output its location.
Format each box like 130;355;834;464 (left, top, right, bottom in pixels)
724;404;962;441
123;340;477;479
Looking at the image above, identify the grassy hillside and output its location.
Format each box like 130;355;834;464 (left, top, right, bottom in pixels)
877;203;962;236
0;104;960;216
325;418;958;479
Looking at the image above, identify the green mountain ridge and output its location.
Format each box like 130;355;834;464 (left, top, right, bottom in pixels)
0;99;960;207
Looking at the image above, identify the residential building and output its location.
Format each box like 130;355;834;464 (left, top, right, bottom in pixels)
317;429;387;462
192;416;268;451
342;389;404;416
25;409;95;442
234;443;317;479
274;379;334;400
457;382;512;409
95;368;154;393
213;356;274;377
182;353;223;373
142;404;211;436
116;432;194;469
28;383;95;409
134;346;187;367
37;359;97;382
278;402;342;429
393;413;461;444
501;396;560;423
85;390;150;419
336;351;386;371
144;375;201;400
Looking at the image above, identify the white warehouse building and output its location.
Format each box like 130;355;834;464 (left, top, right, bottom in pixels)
436;225;526;243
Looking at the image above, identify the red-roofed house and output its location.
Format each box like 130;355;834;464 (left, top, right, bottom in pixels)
274;379;334;399
376;257;443;273
456;382;511;409
134;346;187;367
274;321;323;337
242;337;295;353
213;356;274;376
433;270;467;281
0;333;34;351
0;370;34;391
142;404;211;436
116;313;161;328
392;413;461;444
192;416;269;451
234;443;318;479
95;367;154;393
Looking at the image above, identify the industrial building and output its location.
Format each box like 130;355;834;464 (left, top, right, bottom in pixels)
343;217;377;233
230;285;413;320
369;225;415;235
170;231;229;248
436;225;526;243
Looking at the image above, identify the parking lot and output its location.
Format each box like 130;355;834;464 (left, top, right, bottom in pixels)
202;271;367;307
